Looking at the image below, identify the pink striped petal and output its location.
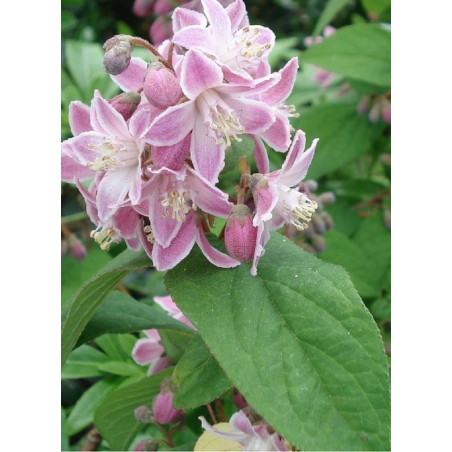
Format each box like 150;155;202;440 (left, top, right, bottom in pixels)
61;151;95;183
227;98;275;134
69;101;92;136
201;0;232;44
252;136;269;174
260;110;291;152
262;57;299;105
216;73;280;96
148;356;171;375
113;206;140;238
110;57;147;92
151;134;191;170
172;25;214;52
144;99;195;146
225;0;248;32
172;7;207;32
151;214;197;271
132;338;165;365
180;49;223;99
196;227;240;268
250;222;270;276
253;184;279;225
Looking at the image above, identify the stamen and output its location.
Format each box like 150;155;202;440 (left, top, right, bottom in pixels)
160;190;190;222
90;227;114;250
210;106;244;147
284;195;318;231
235;26;271;60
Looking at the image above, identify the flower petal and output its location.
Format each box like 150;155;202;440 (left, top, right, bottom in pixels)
90;91;130;140
61;151;95;182
148;356;171;375
216;73;280;96
260;110;291;152
151;214;197;271
250;222;270;276
186;167;231;217
113;206;140;238
252;136;269;174
151;134;191;171
132;338;165;365
190;115;225;184
144;100;195;146
69;101;92;136
196;227;240;268
262;57;299;105
252;183;279;225
227;97;275;134
110;57;147;92
180;49;223;99
225;0;248;32
199;416;249;443
172;7;207;32
201;0;232;44
172;25;214;52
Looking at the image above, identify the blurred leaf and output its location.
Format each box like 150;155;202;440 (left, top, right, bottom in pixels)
66;377;122;436
222;135;255;174
361;0;391;15
61;246;112;307
94;369;173;451
324;197;362;237
61;249;151;367
295;102;372;179
268;37;302;68
61;408;69;451
173;334;231;409
302;24;390;87
61;10;77;33
346;78;389;94
77;290;194;346
313;0;352;35
62;344;110;379
370;297;391;321
165;233;390;450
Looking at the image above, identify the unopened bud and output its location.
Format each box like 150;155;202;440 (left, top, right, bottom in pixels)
368;101;381;123
135;439;160;451
108;91;141;121
103;36;133;75
152;383;184;424
311;214;326;235
154;0;172;15
143;62;183;110
318;191;335;205
67;234;86;260
319;211;334;230
224;205;258;262
357;95;371;114
150;17;172;45
133;0;155;16
233;389;248;409
381;98;391;124
305;180;318;193
134;405;154;424
311;234;327;252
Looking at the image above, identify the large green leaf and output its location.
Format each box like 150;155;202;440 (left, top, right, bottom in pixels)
172;334;231;409
302;24;390;87
62;344;111;379
61;249;151;367
94;369;173;451
294;102;372;179
165;233;390;451
76;290;194;346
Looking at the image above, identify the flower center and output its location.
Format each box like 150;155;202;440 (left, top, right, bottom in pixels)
90;225;114;250
235;26;272;61
281;191;318;231
87;140;137;171
209;106;244;146
161;190;190;222
143;225;155;243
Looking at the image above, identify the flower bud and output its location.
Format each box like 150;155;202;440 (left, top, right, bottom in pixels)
357;95;371;114
311;234;326;252
368;101;381;123
233;389;248;410
154;0;172;15
150;17;172;45
224;205;258;262
381;98;391;124
143;62;183;110
67;234;86;260
135;439;160;451
311;214;326;235
103;36;133;75
152;382;184;424
134;405;154;424
319;211;334;230
133;0;155;16
318;191;335;205
305;180;318;192
108;91;141;121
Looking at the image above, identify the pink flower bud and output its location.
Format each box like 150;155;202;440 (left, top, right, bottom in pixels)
67;234;86;260
134;439;159;451
103;36;133;75
381;98;391;124
133;0;155;16
154;0;172;15
233;389;248;409
368;101;381;123
357;94;371;114
152;389;184;424
150;17;172;45
143;62;183;110
224;205;258;262
108;91;142;121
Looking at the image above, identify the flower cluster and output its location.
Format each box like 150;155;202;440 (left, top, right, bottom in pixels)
61;0;319;275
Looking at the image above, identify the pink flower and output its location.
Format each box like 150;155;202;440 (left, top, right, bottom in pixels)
152;386;184;424
61;90;152;222
153;295;196;329
144;48;278;183
132;329;170;375
249;130;318;275
199;410;288;451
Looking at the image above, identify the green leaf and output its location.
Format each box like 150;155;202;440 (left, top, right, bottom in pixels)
313;0;352;36
302;24;390;87
173;334;231;409
294;103;372;179
76;290;193;346
159;330;195;362
97;361;145;377
61;249;151;367
62;344;110;379
222;135;255;174
94;369;173;451
61;10;77;33
165;233;390;451
361;0;390;15
95;333;136;362
61;408;69;451
65;377;122;436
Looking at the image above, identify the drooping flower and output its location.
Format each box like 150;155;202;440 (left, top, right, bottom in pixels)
249;130;319;275
198;410;288;451
132;329;170;375
61;90;152;222
144;48;278;183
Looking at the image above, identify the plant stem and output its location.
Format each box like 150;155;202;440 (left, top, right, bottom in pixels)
155;422;174;448
214;398;227;422
206;403;218;424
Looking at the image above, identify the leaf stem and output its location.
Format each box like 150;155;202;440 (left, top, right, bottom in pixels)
206;403;218;424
